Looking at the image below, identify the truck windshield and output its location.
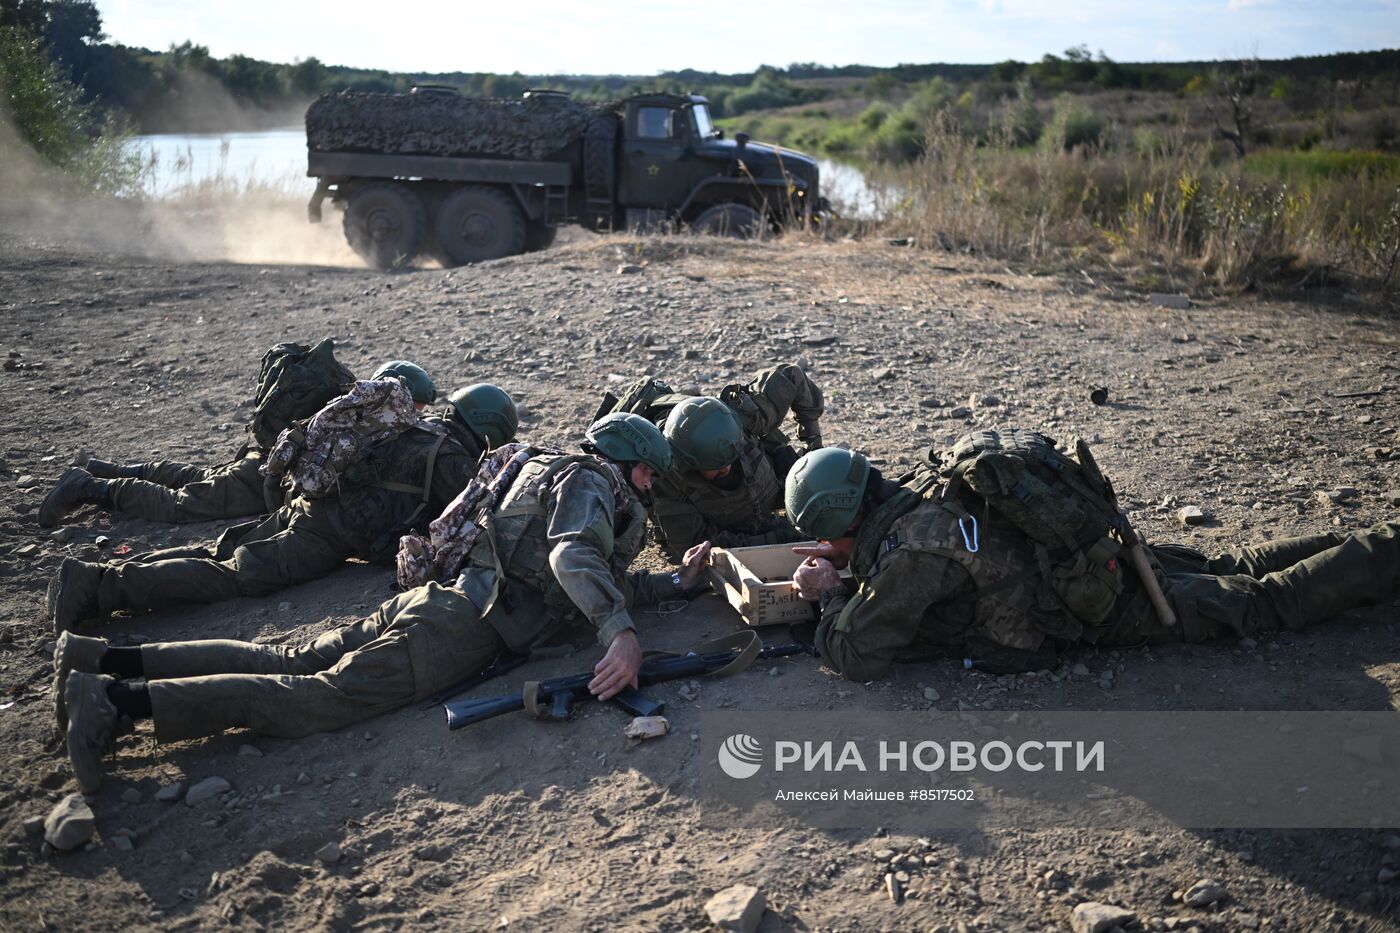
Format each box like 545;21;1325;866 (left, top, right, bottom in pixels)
691;104;717;139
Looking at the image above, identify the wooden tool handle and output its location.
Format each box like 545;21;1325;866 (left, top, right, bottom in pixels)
1126;542;1176;628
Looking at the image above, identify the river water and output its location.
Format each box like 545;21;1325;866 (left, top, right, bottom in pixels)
127;129;881;217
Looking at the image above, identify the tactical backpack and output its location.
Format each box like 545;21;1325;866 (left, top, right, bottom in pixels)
591;377;691;425
249;340;356;450
261;378;427;500
939;429;1125;628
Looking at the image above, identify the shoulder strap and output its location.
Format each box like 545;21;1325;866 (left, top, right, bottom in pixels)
493;454;616;520
378;431;448;516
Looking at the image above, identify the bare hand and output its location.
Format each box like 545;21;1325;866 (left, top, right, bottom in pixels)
792;538;853;570
678;541;712;590
590;629;641;700
793;557;842;601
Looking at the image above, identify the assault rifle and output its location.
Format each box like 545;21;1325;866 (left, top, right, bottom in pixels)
444;638;811;730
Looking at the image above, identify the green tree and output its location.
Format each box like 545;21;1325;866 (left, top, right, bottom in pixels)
222;53;283;102
288;56;326;96
865;71;897;98
0;23;139;191
990;59;1025;83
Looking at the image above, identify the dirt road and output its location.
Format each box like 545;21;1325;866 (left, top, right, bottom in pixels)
1;219;1398;931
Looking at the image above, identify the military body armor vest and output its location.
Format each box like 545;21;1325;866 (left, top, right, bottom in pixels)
468;454;647;615
653;437;783;536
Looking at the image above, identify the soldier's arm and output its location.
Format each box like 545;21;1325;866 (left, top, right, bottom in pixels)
815;549;968;681
747;363;824;448
545;468;670;644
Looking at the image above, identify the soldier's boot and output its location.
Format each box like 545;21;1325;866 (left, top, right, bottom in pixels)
37;469;114;528
1252;521;1400;633
47;558;105;636
81;458;145;480
64;672;119;795
53;632;108;732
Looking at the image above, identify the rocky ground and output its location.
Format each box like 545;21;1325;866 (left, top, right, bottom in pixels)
0;207;1398;932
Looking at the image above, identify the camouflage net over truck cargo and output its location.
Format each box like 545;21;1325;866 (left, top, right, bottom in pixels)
305;90;619;162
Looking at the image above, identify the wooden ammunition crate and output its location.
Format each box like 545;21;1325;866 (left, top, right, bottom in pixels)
708;542;850;627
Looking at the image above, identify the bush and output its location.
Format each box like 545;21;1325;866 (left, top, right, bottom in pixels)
1003;79;1042;147
858;102;892;132
868;113;924;162
1044;94;1106;151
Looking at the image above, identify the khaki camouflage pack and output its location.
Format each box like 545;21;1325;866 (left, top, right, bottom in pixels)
397;442;566;589
261;379;422;499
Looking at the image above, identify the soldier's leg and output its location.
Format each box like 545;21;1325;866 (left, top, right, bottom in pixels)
1164;522;1400;640
116;544;217;563
145;584;502;740
94;510;350;613
136;459;211;488
107;455;268;524
1200;531;1352;578
140;587;422;679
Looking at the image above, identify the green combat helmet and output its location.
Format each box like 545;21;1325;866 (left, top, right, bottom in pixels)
448;383;519;448
373;360;438;405
585;413;672;474
785;447;870;540
664;396;743;472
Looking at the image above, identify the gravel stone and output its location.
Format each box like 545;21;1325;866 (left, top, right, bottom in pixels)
184;777;231;806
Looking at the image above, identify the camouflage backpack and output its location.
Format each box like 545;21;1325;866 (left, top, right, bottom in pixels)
397;442;567;590
260;378;424;499
249;340;356;450
940;429;1125;626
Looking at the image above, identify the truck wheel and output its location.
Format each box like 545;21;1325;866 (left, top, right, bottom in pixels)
692;203;766;239
435;186;526;266
523;222;557;253
342;182;427;270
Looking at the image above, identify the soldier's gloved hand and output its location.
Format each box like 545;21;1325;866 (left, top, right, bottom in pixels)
797;423;822;452
792;539;853;571
793;557;841;601
678;541;712;591
590;629;641;701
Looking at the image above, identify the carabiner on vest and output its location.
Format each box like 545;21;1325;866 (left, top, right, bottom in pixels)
958;514;980;553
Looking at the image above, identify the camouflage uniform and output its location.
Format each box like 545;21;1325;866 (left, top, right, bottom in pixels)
104;448;271;524
815;477;1400;680
651;364;824;559
133;452;676;740
85;415;484;621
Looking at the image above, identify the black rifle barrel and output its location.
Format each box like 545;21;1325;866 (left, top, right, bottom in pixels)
444;642;808;730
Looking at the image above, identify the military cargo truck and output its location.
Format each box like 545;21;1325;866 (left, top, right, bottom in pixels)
305;88;828;269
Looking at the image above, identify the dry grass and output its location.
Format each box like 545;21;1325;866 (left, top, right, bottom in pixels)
869;115;1400;299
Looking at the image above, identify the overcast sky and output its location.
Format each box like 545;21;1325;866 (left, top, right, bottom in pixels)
95;0;1399;75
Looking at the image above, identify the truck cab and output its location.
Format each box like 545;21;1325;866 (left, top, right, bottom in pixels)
617;94;824;234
